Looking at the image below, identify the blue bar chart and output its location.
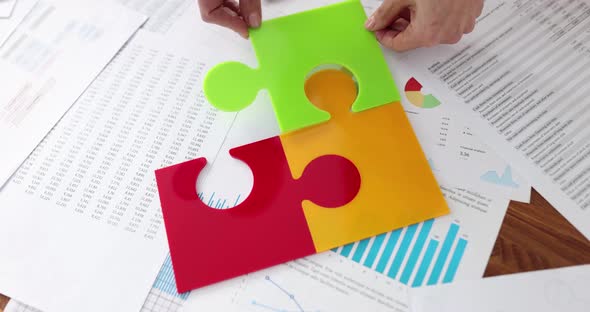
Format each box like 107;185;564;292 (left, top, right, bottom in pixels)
334;219;469;287
152;254;190;300
198;191;243;209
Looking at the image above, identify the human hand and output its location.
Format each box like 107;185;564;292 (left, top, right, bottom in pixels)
198;0;261;38
365;0;484;51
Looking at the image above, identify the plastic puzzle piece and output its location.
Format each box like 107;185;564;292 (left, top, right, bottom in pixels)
204;0;400;133
155;136;360;292
279;69;450;251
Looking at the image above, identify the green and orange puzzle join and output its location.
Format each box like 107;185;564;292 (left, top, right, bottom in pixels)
155;0;449;293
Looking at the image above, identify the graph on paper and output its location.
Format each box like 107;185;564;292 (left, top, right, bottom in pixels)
334;218;468;287
151;255;190;300
198;191;243;209
250;276;320;312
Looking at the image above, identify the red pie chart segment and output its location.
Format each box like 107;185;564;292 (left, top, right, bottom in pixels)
405;77;423;92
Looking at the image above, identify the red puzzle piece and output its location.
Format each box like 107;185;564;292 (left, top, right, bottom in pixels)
155;136;360;292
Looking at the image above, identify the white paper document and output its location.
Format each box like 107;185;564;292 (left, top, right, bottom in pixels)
0;0;17;18
183;252;412;312
5;255;191;312
398;0;590;237
411;265;590;312
0;0;147;187
0;0;37;46
116;0;193;35
0;30;236;312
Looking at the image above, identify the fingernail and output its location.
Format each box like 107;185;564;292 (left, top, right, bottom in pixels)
248;13;261;28
365;15;375;30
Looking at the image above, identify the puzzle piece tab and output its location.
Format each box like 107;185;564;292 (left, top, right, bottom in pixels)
155;136;360;292
280;69;450;251
204;0;400;133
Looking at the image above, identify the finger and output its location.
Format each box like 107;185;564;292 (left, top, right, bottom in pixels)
464;18;476;34
240;0;262;28
399;7;411;22
435;26;460;44
199;0;231;15
200;3;250;38
377;24;423;52
440;20;464;43
474;0;484;18
224;0;240;13
391;17;410;32
366;0;412;31
440;31;463;44
376;29;401;43
466;1;483;34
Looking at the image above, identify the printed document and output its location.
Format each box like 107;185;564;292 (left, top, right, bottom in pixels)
0;31;235;312
390;63;532;202
0;0;37;46
183;252;412;312
399;0;590;237
0;0;146;186
411;265;590;312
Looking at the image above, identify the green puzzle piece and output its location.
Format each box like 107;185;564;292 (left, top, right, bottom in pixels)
204;0;400;133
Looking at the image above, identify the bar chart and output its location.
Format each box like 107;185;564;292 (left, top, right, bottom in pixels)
334;219;468;287
198;191;243;209
152;254;190;300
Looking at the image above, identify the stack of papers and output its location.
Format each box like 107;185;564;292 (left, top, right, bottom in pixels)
0;0;588;312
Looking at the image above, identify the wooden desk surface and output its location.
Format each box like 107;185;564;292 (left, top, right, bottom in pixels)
0;189;589;311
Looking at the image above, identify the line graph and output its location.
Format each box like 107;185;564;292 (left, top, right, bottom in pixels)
250;276;320;312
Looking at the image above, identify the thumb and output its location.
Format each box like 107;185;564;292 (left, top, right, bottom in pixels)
365;0;411;31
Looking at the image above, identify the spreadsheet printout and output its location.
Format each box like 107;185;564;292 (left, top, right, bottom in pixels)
0;30;235;312
0;0;146;186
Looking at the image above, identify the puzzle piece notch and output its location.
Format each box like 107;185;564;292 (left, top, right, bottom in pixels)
304;68;358;117
155;136;361;292
203;0;400;133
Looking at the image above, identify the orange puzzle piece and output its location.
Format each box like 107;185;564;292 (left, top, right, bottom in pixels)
280;69;450;251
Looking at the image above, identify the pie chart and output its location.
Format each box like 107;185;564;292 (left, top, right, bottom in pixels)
405;77;441;109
